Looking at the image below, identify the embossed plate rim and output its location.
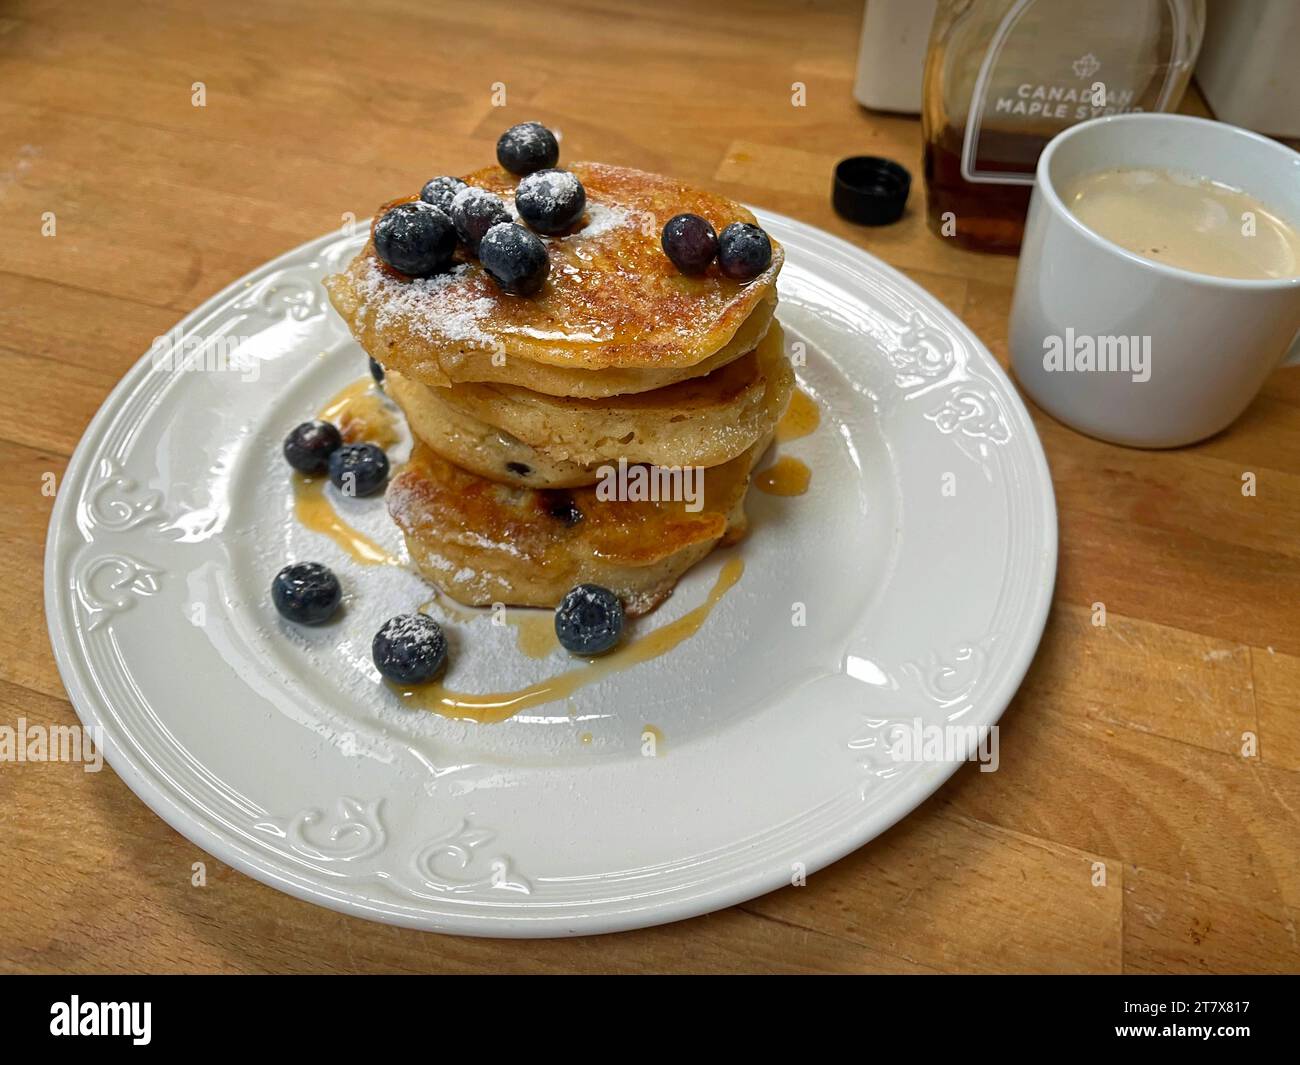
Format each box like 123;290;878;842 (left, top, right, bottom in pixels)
45;208;1057;936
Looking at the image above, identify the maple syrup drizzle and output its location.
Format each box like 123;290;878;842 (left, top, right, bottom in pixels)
318;378;401;449
508;610;560;659
758;388;819;496
775;388;819;443
289;378;404;565
295;378;759;722
292;475;400;566
755;456;811;497
417;596;560;659
393;557;745;723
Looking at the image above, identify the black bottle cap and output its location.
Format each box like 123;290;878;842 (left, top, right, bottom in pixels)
832;156;911;226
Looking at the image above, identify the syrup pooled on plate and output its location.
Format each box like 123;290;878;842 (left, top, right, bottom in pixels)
506;609;561;659
755;456;811;497
292;474;400;566
756;386;818;496
392;558;745;723
289;377;403;566
292;377;750;722
317;377;402;448
775;387;820;443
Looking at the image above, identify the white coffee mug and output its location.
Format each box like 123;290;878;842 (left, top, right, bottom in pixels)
1009;113;1300;448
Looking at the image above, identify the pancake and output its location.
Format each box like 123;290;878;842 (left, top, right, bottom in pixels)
363;293;774;399
324;161;784;386
387;436;768;616
386;369;602;488
435;321;792;470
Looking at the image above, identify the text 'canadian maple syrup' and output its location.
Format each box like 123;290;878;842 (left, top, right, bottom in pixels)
920;0;1205;254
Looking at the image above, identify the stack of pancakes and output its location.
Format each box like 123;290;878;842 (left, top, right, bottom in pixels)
325;162;791;615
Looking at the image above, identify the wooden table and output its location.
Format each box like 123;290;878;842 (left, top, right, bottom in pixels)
2;0;1296;975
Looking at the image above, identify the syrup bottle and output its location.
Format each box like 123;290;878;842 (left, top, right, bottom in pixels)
921;0;1205;254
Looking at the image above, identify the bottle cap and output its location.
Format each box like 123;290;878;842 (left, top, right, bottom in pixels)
832;156;911;226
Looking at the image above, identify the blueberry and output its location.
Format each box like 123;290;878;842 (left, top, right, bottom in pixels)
419;175;467;214
661;213;719;274
554;584;624;656
372;614;448;684
272;562;342;625
328;442;389;497
450;186;512;255
478;222;550;295
496;122;560;176
369;357;384;384
542;491;583;526
283;420;342;473
515;168;586;236
717;222;773;281
373;201;456;277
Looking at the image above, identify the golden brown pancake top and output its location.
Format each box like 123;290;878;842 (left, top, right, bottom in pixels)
326;162;783;373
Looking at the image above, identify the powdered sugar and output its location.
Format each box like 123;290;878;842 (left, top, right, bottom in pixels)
357;258;496;347
385;471;426;530
378;612;442;647
518;168;579;211
564;202;631;241
352;189;630;346
508;122;550;150
450;185;502;213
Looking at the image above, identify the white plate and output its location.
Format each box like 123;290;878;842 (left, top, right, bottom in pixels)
46;212;1056;937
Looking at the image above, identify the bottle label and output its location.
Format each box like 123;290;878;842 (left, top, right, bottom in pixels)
960;0;1188;185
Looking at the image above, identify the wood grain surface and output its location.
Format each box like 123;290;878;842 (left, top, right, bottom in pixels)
1;0;1296;974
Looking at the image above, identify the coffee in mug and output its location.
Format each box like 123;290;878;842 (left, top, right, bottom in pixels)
1009;114;1300;448
1059;166;1300;281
